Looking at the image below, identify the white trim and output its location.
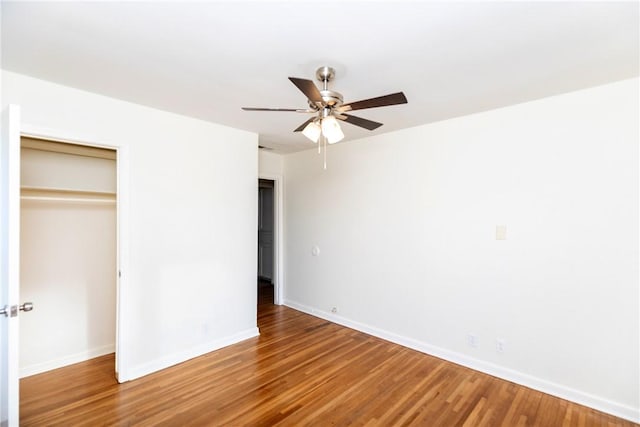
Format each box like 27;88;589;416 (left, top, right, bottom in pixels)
114;144;129;382
284;299;640;424
126;327;259;381
20;126;118;152
258;173;284;305
2;105;22;427
19;344;115;378
18;123;130;383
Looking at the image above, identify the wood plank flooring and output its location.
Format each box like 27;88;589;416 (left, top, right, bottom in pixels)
21;284;637;426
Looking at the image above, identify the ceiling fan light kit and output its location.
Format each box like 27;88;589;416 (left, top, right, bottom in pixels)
302;120;321;143
243;66;407;167
320;116;344;144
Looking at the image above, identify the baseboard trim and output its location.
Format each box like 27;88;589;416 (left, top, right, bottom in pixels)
20;344;115;378
284;299;639;423
124;327;260;382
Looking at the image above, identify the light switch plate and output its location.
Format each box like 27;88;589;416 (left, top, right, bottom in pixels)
496;225;507;240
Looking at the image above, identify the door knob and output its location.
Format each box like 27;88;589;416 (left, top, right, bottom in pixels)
20;302;34;312
0;305;17;317
0;303;32;317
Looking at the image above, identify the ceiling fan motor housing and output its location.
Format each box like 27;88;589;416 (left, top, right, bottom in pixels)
322;90;343;107
307;89;344;110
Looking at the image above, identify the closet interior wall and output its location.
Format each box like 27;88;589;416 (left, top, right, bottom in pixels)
20;137;117;377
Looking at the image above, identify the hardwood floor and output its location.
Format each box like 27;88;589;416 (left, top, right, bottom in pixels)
21;285;637;426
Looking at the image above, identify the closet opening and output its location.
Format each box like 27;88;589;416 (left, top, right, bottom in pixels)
258;178;275;305
19;136;118;379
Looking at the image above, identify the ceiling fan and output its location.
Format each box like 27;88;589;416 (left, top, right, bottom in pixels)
242;66;408;145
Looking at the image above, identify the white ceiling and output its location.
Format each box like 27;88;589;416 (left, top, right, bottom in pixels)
2;1;638;153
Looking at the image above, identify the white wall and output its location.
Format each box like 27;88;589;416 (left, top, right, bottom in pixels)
3;70;259;381
259;150;283;176
20;148;116;377
284;78;639;421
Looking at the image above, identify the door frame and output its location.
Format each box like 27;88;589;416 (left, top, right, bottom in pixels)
19;123;130;382
1;104;22;427
258;173;283;305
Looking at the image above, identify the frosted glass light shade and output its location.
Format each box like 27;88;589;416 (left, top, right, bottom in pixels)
321;116;344;144
302;121;321;142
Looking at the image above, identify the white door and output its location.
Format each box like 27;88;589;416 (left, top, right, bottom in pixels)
1;105;22;427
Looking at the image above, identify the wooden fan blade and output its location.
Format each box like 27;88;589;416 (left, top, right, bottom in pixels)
294;117;315;132
242;107;311;112
338;114;383;131
289;77;323;103
341;92;407;112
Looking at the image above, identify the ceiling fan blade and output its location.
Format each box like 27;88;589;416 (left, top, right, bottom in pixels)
242;107;312;112
289;77;323;103
341;92;407;112
294;117;315;132
338;114;384;131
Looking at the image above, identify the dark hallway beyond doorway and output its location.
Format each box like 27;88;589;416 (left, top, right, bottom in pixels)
258;279;273;306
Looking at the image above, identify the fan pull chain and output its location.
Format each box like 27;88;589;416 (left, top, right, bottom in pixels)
323;135;327;170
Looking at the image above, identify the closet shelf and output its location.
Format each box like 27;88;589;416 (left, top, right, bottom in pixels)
21;186;116;204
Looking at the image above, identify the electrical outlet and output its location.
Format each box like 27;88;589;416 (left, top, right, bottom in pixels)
331;307;338;313
496;338;506;353
467;334;479;348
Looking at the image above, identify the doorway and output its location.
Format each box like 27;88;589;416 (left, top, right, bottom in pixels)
258;179;274;304
19;136;118;378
